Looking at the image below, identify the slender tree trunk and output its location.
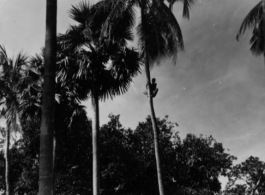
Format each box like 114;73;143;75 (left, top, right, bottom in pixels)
92;85;100;195
38;0;57;195
5;127;10;195
145;62;165;195
141;6;165;195
262;0;265;65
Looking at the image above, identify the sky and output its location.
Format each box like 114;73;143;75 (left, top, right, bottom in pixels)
0;0;265;187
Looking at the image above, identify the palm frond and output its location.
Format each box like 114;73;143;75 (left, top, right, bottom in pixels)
14;52;28;69
91;0;136;43
67;104;87;128
180;0;195;19
69;1;91;24
236;1;262;41
166;0;195;18
19;96;42;120
249;21;264;56
0;45;8;62
58;25;87;52
99;46;142;100
137;2;184;66
159;3;184;62
16;53;43;120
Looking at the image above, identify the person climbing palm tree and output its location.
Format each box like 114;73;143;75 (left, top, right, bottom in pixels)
94;0;194;194
144;78;159;98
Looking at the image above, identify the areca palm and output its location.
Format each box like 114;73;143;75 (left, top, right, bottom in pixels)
236;0;265;60
20;48;88;120
0;45;28;195
58;2;141;195
94;0;193;194
19;46;89;194
18;54;44;121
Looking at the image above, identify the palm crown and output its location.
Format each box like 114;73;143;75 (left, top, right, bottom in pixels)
19;47;88;127
0;45;28;135
236;1;264;56
58;1;142;99
93;0;185;67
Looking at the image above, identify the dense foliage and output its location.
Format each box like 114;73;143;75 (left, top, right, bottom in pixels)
224;156;265;195
0;114;236;195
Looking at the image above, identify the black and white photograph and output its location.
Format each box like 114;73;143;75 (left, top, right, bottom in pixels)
0;0;265;194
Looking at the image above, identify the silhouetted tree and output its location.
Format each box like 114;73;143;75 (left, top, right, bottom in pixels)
58;2;141;194
0;45;28;195
94;1;190;193
225;156;265;195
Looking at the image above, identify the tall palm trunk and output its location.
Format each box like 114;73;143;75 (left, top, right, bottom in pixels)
263;0;265;65
39;0;57;195
5;127;10;195
141;6;165;195
92;82;100;195
146;66;165;195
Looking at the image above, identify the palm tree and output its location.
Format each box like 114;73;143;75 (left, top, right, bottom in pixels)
58;2;141;195
20;47;88;121
139;3;182;195
20;50;89;193
94;0;194;194
236;0;265;62
0;45;28;195
38;0;57;194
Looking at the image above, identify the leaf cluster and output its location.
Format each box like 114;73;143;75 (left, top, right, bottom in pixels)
172;134;236;193
225;156;265;195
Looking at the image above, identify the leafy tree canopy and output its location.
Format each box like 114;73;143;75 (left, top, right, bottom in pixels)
0;114;236;195
224;156;265;195
172;133;236;192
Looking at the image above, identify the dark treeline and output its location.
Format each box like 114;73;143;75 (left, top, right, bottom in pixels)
0;112;236;195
